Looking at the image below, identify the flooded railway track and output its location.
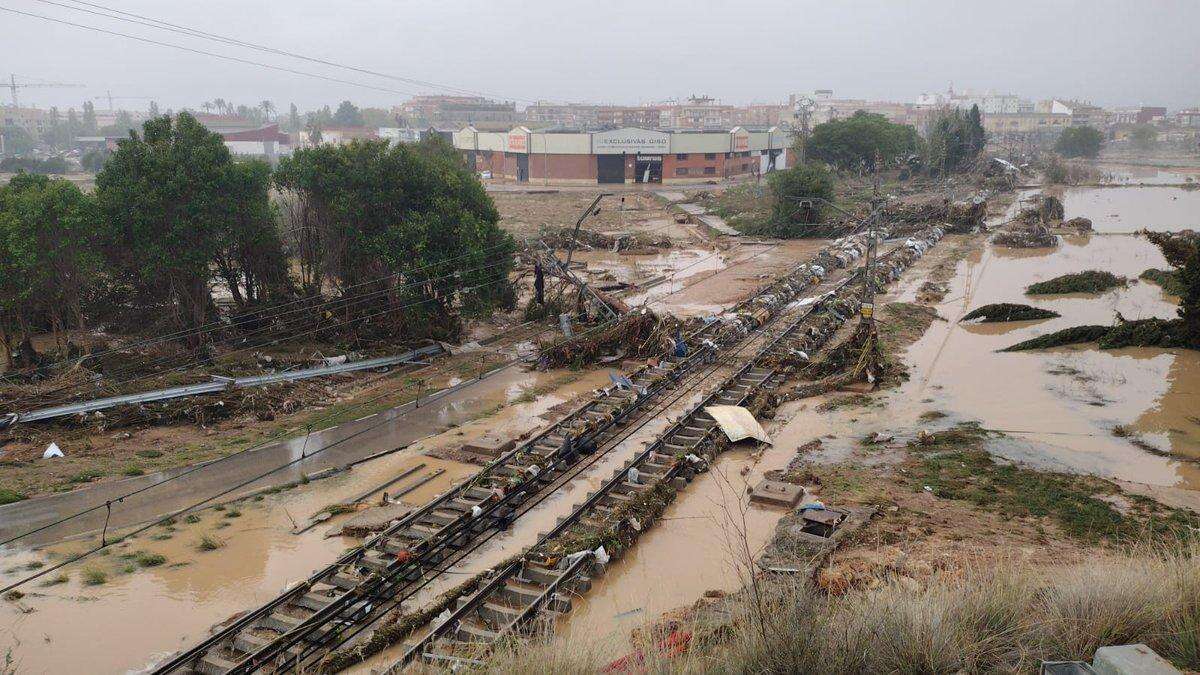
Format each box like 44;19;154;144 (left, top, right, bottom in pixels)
387;226;945;672
151;227;914;675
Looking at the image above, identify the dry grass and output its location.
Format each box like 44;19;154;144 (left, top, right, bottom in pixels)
486;543;1200;673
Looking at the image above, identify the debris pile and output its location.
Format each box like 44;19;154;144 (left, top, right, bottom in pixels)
883;198;985;233
1065;216;1093;232
1026;270;1126;295
992;224;1058;248
539;226;670;254
961;303;1060;323
535;309;675;370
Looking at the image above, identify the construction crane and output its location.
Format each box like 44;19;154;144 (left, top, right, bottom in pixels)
94;90;152;111
6;74;84;108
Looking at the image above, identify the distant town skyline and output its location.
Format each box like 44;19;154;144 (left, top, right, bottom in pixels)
4;0;1198;112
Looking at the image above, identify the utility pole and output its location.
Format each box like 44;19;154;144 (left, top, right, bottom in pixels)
859;151;883;328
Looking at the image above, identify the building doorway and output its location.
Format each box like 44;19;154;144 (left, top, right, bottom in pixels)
634;155;663;183
597;155;625;184
516;154;529;182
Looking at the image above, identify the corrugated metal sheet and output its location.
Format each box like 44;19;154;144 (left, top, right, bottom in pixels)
9;344;443;426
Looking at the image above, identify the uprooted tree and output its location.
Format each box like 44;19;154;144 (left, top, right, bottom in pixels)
274;136;516;341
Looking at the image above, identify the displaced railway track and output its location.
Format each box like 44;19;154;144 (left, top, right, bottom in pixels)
385;225;946;672
151;227;907;675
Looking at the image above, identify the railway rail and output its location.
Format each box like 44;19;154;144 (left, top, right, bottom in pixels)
385;225;945;672
151;227;899;675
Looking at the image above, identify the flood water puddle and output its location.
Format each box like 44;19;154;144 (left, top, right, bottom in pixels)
0;368;612;674
804;224;1200;490
1059;185;1200;233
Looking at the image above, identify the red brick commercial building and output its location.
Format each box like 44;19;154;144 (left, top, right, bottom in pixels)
453;126;795;185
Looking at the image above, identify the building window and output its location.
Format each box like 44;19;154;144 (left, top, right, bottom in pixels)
703;166;716;175
676;153;688;160
704;153;717;160
675;167;688;176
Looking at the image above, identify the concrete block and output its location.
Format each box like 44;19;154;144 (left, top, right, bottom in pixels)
1093;644;1180;675
748;479;805;507
461;434;515;459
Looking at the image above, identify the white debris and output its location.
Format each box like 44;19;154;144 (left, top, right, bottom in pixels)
626;467;640;485
43;442;64;459
594;546;610;564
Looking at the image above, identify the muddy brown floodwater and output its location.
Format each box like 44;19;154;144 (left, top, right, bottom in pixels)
0;368;613;674
535;187;1200;662
1059;185;1200;233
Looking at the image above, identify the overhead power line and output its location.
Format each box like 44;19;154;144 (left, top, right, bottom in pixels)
34;0;532;104
0;5;422;97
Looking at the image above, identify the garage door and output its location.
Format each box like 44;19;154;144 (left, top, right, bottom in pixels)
597;155;625;184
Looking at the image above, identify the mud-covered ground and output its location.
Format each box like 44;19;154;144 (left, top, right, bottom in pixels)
536;181;1200;666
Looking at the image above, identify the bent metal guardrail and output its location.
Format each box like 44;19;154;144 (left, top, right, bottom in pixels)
7;345;444;426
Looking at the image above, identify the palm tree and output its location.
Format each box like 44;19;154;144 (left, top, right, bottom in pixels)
260;100;275;121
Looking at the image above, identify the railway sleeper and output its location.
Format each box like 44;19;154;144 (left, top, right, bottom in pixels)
496;580;572;613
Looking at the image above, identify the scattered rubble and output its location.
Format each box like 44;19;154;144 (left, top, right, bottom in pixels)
535;309;675;370
539;226;671;254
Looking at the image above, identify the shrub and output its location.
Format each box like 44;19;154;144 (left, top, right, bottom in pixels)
81;567;108;585
1026;271;1126;295
0;490;27;505
134;551;166;567
197;534;224;551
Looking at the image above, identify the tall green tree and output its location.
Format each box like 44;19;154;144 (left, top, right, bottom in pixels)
1055;126;1104;158
274;137;515;339
95;112;274;336
0;173;103;359
806;111;920;171
213;160;290;310
332;100;364;126
768;163;835;235
1130;124;1158;151
925;107;987;174
1;126;35;157
81;101;98;134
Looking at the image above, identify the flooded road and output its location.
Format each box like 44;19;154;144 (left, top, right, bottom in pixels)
0;365;596;547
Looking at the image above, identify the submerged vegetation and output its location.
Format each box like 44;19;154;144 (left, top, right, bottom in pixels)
909;427;1197;542
1142;268;1186;297
1026;271;1126;295
962;303;1059;323
1003;318;1189;352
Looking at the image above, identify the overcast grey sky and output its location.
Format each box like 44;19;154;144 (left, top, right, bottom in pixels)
3;0;1198;113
